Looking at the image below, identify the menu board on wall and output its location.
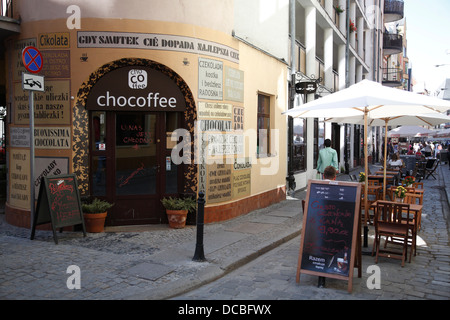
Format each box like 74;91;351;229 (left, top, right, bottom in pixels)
14;80;71;125
206;162;232;204
198;58;223;100
224;66;244;102
296;180;361;293
9;150;30;209
31;174;86;244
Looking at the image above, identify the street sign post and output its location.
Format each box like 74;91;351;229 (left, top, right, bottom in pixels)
22;46;43;74
22;73;45;92
22;46;45;230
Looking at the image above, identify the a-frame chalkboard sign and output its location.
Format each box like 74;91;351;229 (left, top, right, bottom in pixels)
31;174;86;244
296;180;362;293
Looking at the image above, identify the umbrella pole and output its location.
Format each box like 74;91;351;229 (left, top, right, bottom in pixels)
383;120;388;200
363;110;369;248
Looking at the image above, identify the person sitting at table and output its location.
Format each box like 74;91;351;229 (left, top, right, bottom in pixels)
407;145;414;155
388;153;403;169
323;165;337;180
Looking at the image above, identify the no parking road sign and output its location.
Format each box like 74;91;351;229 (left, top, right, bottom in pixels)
22;46;43;74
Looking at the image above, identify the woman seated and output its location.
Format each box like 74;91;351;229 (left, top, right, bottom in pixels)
388;153;404;169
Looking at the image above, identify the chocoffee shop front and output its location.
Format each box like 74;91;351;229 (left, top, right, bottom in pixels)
6;22;287;228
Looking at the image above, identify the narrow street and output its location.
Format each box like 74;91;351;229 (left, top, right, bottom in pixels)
172;165;450;300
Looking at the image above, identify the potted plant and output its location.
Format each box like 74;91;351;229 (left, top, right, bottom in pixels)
394;186;407;203
335;5;344;14
349;20;357;33
82;198;114;233
403;176;415;187
161;196;196;229
359;172;365;183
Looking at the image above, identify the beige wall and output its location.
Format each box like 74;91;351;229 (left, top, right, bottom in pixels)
7;10;287;211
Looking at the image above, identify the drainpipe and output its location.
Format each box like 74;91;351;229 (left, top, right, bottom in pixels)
344;0;350;174
287;0;296;194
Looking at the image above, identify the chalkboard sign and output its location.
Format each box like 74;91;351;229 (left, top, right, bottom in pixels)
296;180;361;292
31;174;86;244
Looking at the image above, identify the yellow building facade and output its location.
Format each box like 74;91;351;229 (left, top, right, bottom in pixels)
4;0;287;227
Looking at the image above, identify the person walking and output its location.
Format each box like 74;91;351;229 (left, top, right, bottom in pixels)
317;138;338;179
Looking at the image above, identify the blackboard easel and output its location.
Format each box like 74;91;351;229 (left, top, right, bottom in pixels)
31;174;86;244
296;180;362;293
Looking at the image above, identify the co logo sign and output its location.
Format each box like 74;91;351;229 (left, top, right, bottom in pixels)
128;69;148;89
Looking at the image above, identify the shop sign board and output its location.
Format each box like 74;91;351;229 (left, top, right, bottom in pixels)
86;66;186;112
31;174;86;244
296;180;362;293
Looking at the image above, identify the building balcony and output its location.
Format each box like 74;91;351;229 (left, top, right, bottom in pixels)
0;0;20;42
384;0;404;23
382;67;402;87
383;33;403;55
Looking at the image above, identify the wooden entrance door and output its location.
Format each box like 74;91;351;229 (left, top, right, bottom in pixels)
90;111;182;225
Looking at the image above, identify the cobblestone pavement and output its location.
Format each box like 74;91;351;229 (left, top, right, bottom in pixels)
173;165;450;300
0;163;449;300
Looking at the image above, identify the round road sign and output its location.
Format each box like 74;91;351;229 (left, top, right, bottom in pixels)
22;46;43;74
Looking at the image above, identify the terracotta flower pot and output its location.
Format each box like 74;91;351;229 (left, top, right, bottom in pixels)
83;212;107;233
166;209;188;229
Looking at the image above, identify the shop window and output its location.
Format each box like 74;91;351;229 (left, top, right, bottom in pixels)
292;117;306;172
257;94;271;156
92;111;106;150
91;112;106;196
165;112;181;194
313;119;325;169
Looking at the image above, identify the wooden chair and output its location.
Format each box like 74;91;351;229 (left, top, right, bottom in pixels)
405;192;423;233
424;159;439;180
412;182;424;189
361;185;380;225
372;201;412;267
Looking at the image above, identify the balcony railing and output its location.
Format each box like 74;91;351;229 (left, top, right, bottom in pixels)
382;67;403;87
383;33;403;55
1;0;13;18
384;0;404;23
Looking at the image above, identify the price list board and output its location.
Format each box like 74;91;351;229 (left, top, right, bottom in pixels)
296;180;361;292
31;174;86;244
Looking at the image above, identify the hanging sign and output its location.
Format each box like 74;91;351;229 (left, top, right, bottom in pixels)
295;81;317;94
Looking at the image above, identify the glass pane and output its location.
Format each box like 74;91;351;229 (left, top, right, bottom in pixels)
115;114;157;195
92;156;106;196
165;159;178;194
92;112;106;150
258;95;270;114
293;117;306;171
166;112;180;150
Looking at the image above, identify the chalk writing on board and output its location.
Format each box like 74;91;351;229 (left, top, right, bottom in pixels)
301;183;357;277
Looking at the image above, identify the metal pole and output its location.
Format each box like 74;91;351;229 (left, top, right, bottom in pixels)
193;191;206;262
29;91;35;229
287;0;296;194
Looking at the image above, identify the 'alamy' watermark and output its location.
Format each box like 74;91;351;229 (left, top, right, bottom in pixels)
66;265;81;290
366;265;381;290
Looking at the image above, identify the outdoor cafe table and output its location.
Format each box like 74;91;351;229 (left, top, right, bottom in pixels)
368;174;395;185
375;171;401;185
371;200;423;213
386;186;424;201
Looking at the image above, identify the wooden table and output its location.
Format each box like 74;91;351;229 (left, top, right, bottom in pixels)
371;200;422;215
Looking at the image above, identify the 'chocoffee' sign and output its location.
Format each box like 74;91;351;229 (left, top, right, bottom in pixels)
86;66;186;112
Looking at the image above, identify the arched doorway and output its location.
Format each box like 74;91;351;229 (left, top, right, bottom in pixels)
74;58;197;226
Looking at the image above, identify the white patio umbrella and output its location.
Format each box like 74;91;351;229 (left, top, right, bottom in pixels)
326;113;450;199
283;79;450;229
387;125;435;138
